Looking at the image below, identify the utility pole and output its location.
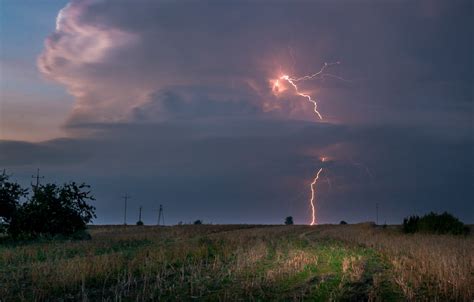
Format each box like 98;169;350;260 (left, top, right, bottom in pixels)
138;206;142;222
122;194;131;225
157;204;165;226
31;168;44;190
376;203;379;225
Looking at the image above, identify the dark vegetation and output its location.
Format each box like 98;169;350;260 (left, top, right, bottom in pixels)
0;172;96;240
403;212;469;235
285;216;294;225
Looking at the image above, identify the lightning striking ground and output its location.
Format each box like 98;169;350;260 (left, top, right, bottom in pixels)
272;62;346;225
310;168;324;225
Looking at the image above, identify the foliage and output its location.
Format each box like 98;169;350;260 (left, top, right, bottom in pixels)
340;220;348;225
193;219;203;225
7;182;96;239
0;172;28;232
403;212;469;235
136;220;144;226
284;216;294;225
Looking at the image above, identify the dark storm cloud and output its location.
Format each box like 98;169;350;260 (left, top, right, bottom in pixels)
1;119;349;224
132;85;263;122
2;118;472;224
38;0;472;126
2;0;471;224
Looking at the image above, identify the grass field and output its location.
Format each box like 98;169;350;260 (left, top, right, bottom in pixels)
0;224;472;301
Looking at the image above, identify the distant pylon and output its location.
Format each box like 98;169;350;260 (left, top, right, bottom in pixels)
122;193;131;225
376;202;379;225
31;168;44;190
157;204;165;226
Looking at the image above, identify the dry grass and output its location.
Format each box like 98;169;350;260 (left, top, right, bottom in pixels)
311;223;474;301
0;224;472;301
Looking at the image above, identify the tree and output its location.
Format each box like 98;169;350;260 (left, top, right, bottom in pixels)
194;219;203;225
403;212;469;235
136;220;144;226
340;220;348;225
8;182;96;238
285;216;294;225
0;172;27;232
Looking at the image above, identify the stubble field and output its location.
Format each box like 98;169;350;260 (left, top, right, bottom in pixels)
0;223;472;301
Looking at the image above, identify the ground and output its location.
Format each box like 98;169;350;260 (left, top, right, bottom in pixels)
0;224;472;301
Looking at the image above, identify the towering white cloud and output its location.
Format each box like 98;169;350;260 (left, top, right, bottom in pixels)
38;1;141;125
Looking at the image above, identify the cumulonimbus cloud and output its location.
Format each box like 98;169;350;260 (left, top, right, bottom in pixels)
38;0;143;125
37;0;344;127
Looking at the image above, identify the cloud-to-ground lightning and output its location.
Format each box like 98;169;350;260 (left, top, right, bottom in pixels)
309;168;324;225
272;62;346;225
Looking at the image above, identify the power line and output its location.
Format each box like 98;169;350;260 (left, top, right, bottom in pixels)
122;193;131;225
31;168;44;189
376;202;379;225
157;204;165;226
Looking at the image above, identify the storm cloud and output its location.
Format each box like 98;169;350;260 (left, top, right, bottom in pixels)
1;0;472;224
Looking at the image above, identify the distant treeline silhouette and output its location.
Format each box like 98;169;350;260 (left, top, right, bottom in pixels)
403;212;469;235
0;172;96;240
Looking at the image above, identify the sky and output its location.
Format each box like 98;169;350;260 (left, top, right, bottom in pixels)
0;0;472;225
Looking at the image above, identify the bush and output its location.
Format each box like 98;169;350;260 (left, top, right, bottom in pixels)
403;212;469;235
285;216;294;225
0;172;28;233
194;220;203;225
340;220;348;225
7;182;96;239
136;220;144;226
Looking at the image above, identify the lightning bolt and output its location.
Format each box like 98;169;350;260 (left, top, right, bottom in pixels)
276;62;344;120
310;168;324;225
271;62;346;225
280;74;323;119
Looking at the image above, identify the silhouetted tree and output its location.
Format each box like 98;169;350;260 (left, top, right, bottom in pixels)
9;182;96;238
340;220;348;225
285;216;294;225
403;212;468;235
0;172;27;233
136;220;144;225
194;219;203;225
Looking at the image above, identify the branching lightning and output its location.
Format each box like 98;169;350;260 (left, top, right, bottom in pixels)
309;168;324;225
271;61;347;225
280;74;323;119
273;62;344;120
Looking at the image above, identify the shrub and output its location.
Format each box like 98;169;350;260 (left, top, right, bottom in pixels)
194;220;203;225
8;182;96;239
136;220;144;226
340;220;348;225
285;216;294;225
403;212;469;235
0;172;28;232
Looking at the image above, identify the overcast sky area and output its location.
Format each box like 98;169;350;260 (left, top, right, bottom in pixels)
0;0;472;225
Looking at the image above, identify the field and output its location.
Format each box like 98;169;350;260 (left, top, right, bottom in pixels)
0;224;472;301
